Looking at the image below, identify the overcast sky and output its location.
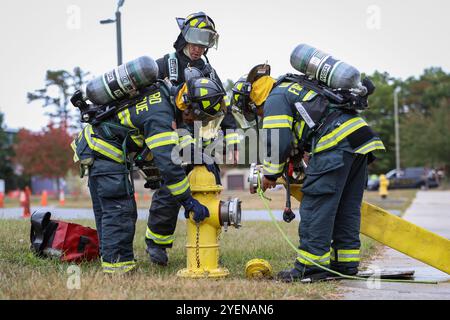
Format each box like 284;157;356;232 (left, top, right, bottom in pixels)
1;0;449;131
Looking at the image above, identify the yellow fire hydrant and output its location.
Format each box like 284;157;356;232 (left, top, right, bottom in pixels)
177;165;241;279
379;174;389;199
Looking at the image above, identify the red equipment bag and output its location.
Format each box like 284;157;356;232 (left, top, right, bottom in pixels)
30;211;99;263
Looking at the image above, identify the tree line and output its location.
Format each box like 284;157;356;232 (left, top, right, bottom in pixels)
364;67;450;174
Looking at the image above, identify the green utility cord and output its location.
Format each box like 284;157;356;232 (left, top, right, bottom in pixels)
256;174;437;285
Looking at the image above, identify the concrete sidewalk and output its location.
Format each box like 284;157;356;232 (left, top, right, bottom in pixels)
341;191;450;300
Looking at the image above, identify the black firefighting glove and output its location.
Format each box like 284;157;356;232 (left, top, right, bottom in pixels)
181;196;210;223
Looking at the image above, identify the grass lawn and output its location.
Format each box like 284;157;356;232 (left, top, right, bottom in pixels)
1;219;340;300
0;189;417;300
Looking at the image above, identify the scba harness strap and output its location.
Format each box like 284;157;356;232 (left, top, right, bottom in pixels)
166;52;216;82
168;52;179;81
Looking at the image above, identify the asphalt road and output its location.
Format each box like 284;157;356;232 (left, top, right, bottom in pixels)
0;207;296;222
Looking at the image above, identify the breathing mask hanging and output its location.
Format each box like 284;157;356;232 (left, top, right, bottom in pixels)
199;114;225;140
184;66;204;82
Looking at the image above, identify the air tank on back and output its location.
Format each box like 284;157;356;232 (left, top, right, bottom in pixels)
290;44;363;92
86;56;158;105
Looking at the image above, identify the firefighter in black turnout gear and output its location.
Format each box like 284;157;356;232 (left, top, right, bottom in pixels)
146;12;239;266
71;77;227;273
155;11;239;148
232;64;385;281
157;12;218;85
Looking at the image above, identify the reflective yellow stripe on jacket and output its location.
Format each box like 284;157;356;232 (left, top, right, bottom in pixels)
145;132;179;150
293;121;306;140
262;115;293;129
224;132;240;145
263;160;285;175
70;139;79;163
354;139;386;154
118;109;144;148
314;117;367;153
145;227;175;245
167;176;190;196
84;125;124;163
179;135;195;149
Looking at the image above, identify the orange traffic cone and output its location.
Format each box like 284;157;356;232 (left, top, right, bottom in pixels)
0;192;4;208
41;190;48;206
20;190;31;218
59;190;65;206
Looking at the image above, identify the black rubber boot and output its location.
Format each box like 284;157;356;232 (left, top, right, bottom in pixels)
276;268;332;283
330;265;358;276
146;247;168;266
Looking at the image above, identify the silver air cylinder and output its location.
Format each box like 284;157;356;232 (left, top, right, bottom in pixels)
86;56;158;105
290;44;363;91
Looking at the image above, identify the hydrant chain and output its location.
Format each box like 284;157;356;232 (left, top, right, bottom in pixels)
196;222;201;269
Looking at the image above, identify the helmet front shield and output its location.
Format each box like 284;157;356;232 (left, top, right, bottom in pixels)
183;28;219;49
231;105;257;129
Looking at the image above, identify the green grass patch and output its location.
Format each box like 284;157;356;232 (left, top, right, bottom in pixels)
0;219;344;300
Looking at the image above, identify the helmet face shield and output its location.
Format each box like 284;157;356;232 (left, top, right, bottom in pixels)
183;28;219;49
231;105;257;129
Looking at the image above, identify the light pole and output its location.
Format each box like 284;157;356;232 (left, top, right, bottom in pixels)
100;0;125;66
394;86;401;174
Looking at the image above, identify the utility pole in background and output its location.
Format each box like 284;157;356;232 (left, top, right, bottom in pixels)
100;0;125;66
394;86;401;174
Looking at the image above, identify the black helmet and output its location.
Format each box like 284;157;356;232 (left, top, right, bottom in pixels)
231;76;254;121
184;77;226;124
175;12;219;49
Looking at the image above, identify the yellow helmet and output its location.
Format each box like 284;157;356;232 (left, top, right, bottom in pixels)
231;64;272;122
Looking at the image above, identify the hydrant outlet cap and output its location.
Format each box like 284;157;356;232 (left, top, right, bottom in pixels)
245;259;273;279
